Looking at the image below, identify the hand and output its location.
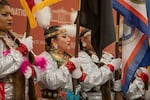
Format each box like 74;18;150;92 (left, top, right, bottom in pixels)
91;54;99;63
69;57;80;68
19;58;32;79
72;67;82;79
109;58;121;71
20;32;33;51
127;77;145;99
24;66;32;79
65;57;80;73
137;67;149;83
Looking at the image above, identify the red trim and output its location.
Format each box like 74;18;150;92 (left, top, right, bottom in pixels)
16;43;28;56
0;82;5;100
65;61;76;73
79;72;87;82
107;64;115;72
140;73;148;83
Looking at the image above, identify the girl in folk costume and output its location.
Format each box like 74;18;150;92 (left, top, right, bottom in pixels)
36;25;83;100
0;0;34;99
62;25;122;100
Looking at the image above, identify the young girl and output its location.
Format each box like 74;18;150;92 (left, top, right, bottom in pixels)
0;0;33;99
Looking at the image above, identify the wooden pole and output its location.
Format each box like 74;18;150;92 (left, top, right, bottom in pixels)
26;18;37;100
101;81;112;100
114;12;123;100
72;1;81;100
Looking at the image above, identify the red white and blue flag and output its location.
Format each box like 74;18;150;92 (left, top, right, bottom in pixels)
113;0;150;95
146;0;150;36
121;20;150;95
113;0;149;37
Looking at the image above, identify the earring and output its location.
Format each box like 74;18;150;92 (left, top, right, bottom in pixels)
82;42;87;47
54;44;58;49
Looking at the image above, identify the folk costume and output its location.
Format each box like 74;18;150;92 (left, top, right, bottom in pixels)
36;26;83;100
0;31;33;100
78;28;121;100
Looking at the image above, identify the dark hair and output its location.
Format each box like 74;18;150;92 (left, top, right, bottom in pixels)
0;0;10;9
80;28;91;50
44;25;60;50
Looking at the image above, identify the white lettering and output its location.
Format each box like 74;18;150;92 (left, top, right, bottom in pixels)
11;8;27;17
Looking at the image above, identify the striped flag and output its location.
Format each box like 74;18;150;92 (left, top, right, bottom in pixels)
113;0;150;95
121;20;150;95
113;0;149;37
145;0;150;37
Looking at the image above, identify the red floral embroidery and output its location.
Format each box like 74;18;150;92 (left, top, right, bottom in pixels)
65;61;76;73
16;43;28;56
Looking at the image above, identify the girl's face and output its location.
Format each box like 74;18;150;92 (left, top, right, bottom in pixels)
52;32;71;51
0;5;12;32
81;32;94;51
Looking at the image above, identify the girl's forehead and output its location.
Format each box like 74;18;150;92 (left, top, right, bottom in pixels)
59;32;68;36
0;6;11;12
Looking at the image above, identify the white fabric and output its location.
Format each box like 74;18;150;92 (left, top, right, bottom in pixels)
0;37;24;99
70;57;82;79
36;51;73;90
109;58;122;71
20;32;33;51
69;57;80;68
144;87;150;100
100;52;114;64
33;65;42;82
24;66;32;79
91;54;99;63
78;51;113;92
71;68;82;79
0;40;23;78
126;77;145;100
113;80;122;92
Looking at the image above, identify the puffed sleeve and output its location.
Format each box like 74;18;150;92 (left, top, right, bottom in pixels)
37;51;72;90
126;77;145;99
0;49;23;78
78;51;113;91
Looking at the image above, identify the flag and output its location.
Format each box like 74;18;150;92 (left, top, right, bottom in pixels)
112;0;149;37
79;0;116;58
121;20;150;95
19;0;62;28
145;0;150;37
113;0;150;95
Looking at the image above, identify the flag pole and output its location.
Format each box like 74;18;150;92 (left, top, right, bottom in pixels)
114;12;123;100
73;0;81;99
26;18;38;100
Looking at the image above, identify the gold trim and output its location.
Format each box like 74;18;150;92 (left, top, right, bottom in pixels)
44;29;67;39
130;0;145;4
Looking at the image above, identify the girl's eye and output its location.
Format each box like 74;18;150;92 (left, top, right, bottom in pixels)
1;13;12;17
62;36;67;38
